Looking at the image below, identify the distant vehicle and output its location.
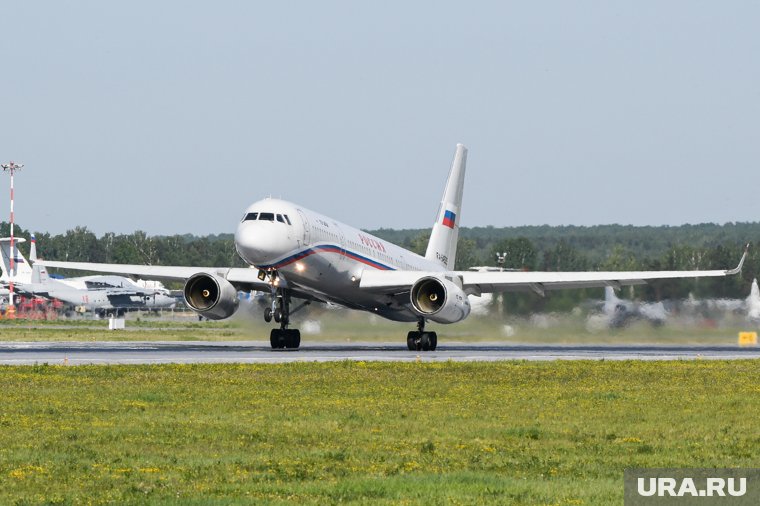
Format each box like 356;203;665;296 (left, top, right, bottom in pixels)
0;236;176;316
37;145;746;350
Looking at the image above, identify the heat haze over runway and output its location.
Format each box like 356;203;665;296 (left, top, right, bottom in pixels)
0;341;758;365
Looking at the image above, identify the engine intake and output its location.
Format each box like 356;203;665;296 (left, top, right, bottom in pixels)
410;276;470;324
184;273;239;320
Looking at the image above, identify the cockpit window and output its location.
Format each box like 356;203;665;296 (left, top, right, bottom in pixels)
243;211;290;223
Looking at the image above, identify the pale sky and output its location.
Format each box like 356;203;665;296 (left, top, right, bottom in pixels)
1;1;758;236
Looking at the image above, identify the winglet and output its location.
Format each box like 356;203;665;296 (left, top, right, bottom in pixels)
726;243;749;276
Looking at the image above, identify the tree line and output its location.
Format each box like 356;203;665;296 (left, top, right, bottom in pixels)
1;221;756;314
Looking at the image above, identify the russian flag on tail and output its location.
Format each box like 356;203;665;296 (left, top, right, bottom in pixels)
442;209;456;229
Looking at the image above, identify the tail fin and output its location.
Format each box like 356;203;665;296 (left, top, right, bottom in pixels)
29;234;49;283
747;279;760;322
603;286;622;315
29;234;37;262
0;237;32;282
425;144;467;270
750;279;759;300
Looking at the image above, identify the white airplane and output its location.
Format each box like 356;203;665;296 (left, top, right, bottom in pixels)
0;236;176;314
38;145;747;350
599;286;668;328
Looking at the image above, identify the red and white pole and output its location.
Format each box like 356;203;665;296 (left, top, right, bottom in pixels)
1;161;23;318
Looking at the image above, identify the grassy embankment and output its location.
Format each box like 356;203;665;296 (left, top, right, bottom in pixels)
1;360;758;504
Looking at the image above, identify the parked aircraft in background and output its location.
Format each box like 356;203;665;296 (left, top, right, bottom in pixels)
38;145;747;350
682;278;760;324
589;286;668;329
0;236;176;315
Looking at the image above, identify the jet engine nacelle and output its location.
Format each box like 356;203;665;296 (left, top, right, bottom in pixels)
410;276;471;324
183;273;239;320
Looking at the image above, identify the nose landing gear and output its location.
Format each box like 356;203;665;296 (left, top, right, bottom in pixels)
269;289;299;349
407;318;437;351
262;270;308;349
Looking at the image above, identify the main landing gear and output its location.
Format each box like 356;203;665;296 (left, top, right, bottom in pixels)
407;318;437;351
263;273;308;349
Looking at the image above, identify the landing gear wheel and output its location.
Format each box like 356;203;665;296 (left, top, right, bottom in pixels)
407;319;436;351
285;329;301;349
270;329;285;349
407;331;418;351
270;329;301;349
264;307;273;323
274;308;282;323
428;331;437;351
420;332;431;351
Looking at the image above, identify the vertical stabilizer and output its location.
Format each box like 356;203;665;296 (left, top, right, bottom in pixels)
603;286;621;316
29;235;49;283
29;234;37;262
747;278;760;322
750;279;759;300
0;237;32;283
425;144;467;270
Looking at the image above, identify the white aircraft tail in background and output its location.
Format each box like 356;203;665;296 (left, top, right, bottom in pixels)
29;235;50;283
0;237;33;283
747;278;760;323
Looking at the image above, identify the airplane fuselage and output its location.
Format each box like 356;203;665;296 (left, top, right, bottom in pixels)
234;198;453;322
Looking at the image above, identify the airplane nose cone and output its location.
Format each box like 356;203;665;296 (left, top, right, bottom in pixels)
235;221;289;265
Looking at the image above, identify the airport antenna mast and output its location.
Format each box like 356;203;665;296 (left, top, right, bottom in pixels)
1;161;24;318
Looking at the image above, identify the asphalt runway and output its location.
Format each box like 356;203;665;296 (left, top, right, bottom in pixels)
0;341;759;364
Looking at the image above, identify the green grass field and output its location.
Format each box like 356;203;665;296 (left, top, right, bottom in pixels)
1;360;758;505
0;317;243;342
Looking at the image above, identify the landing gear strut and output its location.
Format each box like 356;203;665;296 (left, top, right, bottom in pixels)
263;271;307;350
407;318;437;351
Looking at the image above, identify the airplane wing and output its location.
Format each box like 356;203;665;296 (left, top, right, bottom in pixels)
360;247;748;296
36;261;273;292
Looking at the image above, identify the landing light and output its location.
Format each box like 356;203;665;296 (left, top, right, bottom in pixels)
295;262;305;272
